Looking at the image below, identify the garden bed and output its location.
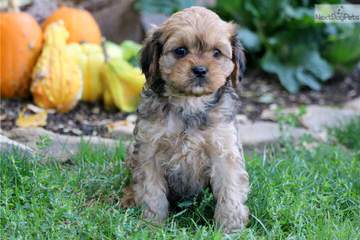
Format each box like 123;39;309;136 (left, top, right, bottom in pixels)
1;67;359;137
239;66;360;120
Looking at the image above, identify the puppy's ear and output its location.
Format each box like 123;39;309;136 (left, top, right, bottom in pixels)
140;30;164;94
230;33;246;89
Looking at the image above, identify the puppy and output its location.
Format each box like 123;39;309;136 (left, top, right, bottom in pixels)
122;6;249;233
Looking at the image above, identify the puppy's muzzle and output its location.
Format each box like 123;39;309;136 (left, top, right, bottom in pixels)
192;65;208;86
192;65;208;77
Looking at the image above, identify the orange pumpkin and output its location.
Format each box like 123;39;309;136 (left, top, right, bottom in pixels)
42;7;102;44
0;5;43;98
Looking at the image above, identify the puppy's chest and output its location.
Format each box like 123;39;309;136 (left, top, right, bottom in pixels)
154;111;211;196
156;111;209;160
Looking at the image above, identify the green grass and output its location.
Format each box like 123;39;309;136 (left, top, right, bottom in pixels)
331;117;360;151
1;119;360;239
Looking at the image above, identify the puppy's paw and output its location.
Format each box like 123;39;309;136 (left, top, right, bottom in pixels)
215;204;249;234
142;196;169;224
143;207;168;224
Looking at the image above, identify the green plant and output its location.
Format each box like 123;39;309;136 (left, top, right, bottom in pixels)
35;135;52;149
323;24;360;70
135;0;195;15
276;105;307;129
136;0;360;93
331;117;360;150
212;0;360;93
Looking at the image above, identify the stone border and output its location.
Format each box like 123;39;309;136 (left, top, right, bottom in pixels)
1;97;359;160
1;127;120;162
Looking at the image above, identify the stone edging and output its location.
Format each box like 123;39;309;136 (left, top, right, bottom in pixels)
1;97;359;160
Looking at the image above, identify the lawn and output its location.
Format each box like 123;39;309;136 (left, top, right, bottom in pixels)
1;118;360;239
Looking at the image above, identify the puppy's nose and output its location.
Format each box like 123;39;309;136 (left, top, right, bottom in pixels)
192;66;208;77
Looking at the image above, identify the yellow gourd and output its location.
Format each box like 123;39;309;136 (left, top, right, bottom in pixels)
31;21;82;113
101;58;145;112
67;43;104;102
103;87;115;110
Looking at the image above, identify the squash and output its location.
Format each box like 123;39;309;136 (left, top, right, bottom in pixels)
101;58;145;112
67;43;105;102
42;6;101;44
119;40;142;61
0;0;43;98
31;21;82;113
103;41;123;60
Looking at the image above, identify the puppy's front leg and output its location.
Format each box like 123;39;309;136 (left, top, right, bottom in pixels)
132;146;169;223
133;162;169;223
209;136;250;233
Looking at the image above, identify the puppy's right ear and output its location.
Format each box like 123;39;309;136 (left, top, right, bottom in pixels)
140;30;164;94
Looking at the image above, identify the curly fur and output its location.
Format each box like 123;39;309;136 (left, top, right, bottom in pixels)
122;6;249;233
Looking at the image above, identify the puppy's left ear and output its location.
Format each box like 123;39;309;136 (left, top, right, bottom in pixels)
230;33;246;89
140;29;164;94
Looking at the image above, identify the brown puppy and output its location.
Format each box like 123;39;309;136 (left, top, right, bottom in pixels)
122;6;249;233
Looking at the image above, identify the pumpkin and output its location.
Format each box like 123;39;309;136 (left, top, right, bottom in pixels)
31;21;82;113
0;0;43;98
42;6;101;44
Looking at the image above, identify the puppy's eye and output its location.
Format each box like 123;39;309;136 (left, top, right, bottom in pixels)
173;47;188;58
213;48;221;58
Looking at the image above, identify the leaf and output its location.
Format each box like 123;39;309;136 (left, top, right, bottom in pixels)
212;0;244;22
324;25;360;67
238;27;261;52
135;0;195;15
269;37;333;83
16;110;47;128
177;200;193;208
261;47;331;92
261;51;300;93
106;119;135;135
120;40;142;61
305;50;333;81
107;120;130;132
295;68;321;91
284;5;313;23
245;0;287;31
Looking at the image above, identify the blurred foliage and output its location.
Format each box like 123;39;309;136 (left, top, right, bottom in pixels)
136;0;360;93
213;0;360;92
135;0;195;15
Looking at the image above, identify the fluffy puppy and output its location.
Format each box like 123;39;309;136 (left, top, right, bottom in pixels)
122;6;249;233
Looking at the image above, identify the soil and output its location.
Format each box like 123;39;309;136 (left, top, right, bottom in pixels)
0;100;128;137
238;65;360;120
1;65;359;137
